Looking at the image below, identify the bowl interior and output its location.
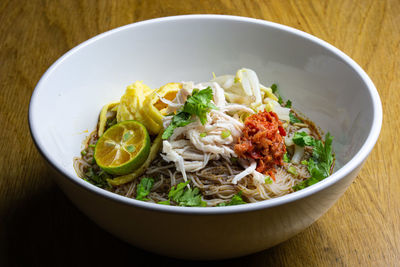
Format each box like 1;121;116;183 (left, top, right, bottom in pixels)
29;16;378;203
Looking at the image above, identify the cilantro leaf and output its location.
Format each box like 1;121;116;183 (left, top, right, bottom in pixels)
288;166;298;176
162;87;216;139
270;83;282;102
265;176;273;184
228;191;247;205
217;191;247;206
283;153;290;163
289;113;303;124
183;87;217;125
293;133;334;191
84;167;110;188
157;200;171;205
271;83;278;93
270;83;289;107
292;175;320;191
312;133;334;176
278;95;283;105
293;132;315;147
136;177;154;201
179;187;206;207
168;181;207;207
162;111;192;139
168;180;189;200
308;158;327;179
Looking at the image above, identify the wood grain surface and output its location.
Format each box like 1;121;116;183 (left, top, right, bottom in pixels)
1;0;399;266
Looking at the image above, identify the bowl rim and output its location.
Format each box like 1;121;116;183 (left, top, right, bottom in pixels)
28;14;382;215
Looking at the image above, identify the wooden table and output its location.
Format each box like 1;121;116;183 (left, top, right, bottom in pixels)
1;0;398;266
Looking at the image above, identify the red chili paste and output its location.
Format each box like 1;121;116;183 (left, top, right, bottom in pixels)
234;111;286;180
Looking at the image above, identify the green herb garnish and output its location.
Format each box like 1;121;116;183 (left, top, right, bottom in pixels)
270;83;285;105
311;133;334;174
217;191;247;206
293;133;334;191
289;113;303;124
136;177;154;201
265;176;273;184
278;95;283;105
162;111;192;139
271;83;283;104
200;132;207;138
285;100;292;108
157;200;171;205
184;87;217;124
283;153;290;163
221;130;231;139
271;83;278;93
288;166;298;176
293;131;315;147
168;180;207;207
162;87;216;140
84;167;110;188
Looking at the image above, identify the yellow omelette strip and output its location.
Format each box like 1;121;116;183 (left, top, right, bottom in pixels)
116;81;160;135
142;82;181;126
98;101;120;137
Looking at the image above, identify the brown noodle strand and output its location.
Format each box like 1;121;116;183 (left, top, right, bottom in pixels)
73;114;318;206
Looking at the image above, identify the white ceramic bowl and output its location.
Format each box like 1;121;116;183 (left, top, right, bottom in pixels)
29;15;382;260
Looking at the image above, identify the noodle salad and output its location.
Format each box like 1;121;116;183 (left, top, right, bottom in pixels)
74;68;334;207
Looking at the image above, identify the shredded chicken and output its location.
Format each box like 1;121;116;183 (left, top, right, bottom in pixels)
161;81;259;182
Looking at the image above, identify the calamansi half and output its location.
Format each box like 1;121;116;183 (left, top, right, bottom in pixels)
94;120;150;175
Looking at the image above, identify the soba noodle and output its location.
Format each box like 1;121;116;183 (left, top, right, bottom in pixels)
74;115;317;205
